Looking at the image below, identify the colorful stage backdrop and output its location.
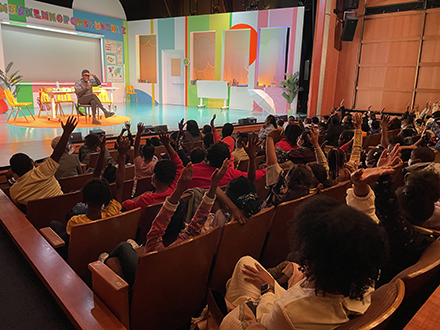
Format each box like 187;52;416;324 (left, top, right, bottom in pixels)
0;1;304;114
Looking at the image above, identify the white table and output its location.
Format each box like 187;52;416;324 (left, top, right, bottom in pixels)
46;90;76;119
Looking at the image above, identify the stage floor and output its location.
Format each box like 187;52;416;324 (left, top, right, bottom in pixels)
0;103;267;167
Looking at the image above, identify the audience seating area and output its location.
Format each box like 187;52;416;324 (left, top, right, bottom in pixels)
2;118;440;330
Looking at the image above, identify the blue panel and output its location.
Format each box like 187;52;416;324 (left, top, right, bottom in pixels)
72;10;124;42
135;89;158;105
157;18;175;104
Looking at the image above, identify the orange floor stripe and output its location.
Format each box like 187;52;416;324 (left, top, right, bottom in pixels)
7;115;132;129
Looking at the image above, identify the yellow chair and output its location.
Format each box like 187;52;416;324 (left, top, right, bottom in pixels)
5;89;35;123
125;85;138;103
97;89;113;111
55;93;76;117
38;89;52;118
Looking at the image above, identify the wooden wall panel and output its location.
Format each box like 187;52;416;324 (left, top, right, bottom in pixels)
363;13;423;41
424;10;440;36
360;41;419;64
356;90;383;109
420;40;440;63
366;0;418;7
415;92;440;107
417;67;440;90
358;67;415;90
382;91;413;111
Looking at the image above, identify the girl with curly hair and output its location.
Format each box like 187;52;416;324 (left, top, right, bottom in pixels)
222;195;388;329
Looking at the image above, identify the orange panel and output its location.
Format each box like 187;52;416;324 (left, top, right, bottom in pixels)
360;41;419;65
382;91;412;111
420;39;440;63
363;13;423;41
355;90;383;110
357;66;415;91
418;67;440;90
358;67;386;88
415;92;440;107
425;11;440;37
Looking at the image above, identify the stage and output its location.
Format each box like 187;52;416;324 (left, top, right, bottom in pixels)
0;103;267;167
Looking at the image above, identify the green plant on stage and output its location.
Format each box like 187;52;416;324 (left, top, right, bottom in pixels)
280;72;303;111
0;62;23;98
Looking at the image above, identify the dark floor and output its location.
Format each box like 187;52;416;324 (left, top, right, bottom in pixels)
0;224;75;330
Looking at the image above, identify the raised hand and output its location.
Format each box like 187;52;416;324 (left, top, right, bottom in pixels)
381;115;390;130
178;118;185;132
353;112;362;130
210;114;216;127
307;125;320;148
137;122;145;135
99;135;107;150
351;167;395;186
117;136;130;155
377;144;401;168
176;162;193;190
61;116;78;134
210;158;229;188
159;131;170;146
267;127;283;143
244;132;263;158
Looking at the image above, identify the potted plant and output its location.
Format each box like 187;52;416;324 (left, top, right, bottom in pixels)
280;72;303;114
0;62;23;98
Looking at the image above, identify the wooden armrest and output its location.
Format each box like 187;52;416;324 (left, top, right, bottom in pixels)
39;227;66;248
88;261;130;329
413;225;440;236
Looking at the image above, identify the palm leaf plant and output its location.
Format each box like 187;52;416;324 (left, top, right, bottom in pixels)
0;62;23;98
280;72;303;113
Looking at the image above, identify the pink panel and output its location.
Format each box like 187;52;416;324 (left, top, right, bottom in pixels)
265;87;288;114
258;10;269;29
268;7;298;74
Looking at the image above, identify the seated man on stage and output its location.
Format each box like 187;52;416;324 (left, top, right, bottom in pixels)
74;69;114;125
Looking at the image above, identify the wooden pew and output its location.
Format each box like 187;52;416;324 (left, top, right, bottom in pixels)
27;191;82;229
132;176;154;198
89;226;221;330
0;189;126;330
40;208;142;281
387;240;440;329
259;193;316;269
318;180;351;203
404;283;440;330
208;207;275;293
58;173;93;193
362;133;381;150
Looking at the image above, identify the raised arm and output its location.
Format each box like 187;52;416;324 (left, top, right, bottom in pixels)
113;137;129;203
93;136;107;178
309;125;328;173
349;112;363;164
266;129;283;167
159;131;176;157
51;116;77;163
244;132;263;182
90;73;101;86
210;114;221;142
134;122;144;159
380;115;390;149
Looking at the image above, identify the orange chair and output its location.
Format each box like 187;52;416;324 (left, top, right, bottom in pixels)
5;89;34;123
124;85;138;103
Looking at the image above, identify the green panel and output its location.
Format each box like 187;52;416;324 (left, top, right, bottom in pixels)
16;83;33;104
209;13;230;81
187;15;210;107
124;21;129;86
8;0;26;23
158;18;175;104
